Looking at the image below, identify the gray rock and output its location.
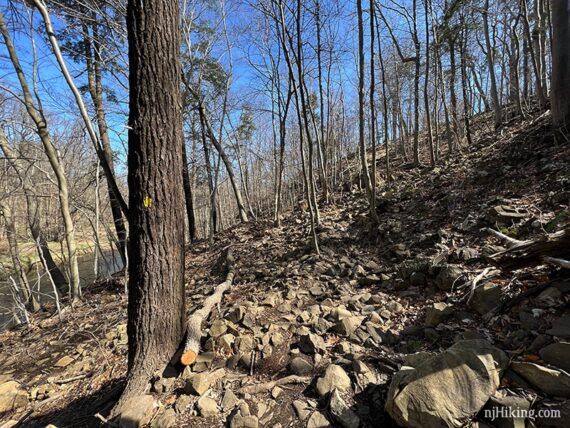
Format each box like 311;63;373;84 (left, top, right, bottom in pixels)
221;389;239;411
289;356;314;375
410;272;427;287
535;400;570;428
299;333;326;354
175;395;192;413
537;287;563;304
197;396;218;417
210;319;228;338
119;394;155;428
539;342;570;372
519;311;542;331
487;205;529;224
425;302;453;327
352;360;376;387
482;394;530;428
470;283;503;315
227;306;245;323
511;362;570;398
402;351;436;368
316;364;351;397
262;292;280;307
219;334;235;352
359;275;381;286
292;400;310;421
547;315;570;338
307;411;332;428
435;265;463;291
230;415;259;428
330;389;360;428
334;316;364;336
153;409;177;428
385;340;509;428
329;307;352;321
184;368;226;396
0;381;27;414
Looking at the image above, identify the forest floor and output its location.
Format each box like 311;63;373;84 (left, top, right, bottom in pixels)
0;107;569;428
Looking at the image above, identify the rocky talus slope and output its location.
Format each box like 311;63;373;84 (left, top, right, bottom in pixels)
0;108;569;428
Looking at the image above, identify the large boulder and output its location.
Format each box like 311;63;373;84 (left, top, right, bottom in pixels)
385;340;508;428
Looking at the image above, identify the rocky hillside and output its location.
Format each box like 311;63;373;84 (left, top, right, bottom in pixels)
0;107;569;428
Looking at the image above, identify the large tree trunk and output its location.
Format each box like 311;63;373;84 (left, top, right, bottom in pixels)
115;0;186;416
551;0;570;129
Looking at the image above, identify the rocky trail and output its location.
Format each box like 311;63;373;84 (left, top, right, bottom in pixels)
1;108;569;428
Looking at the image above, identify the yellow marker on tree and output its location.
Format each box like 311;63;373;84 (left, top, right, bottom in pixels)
143;196;153;208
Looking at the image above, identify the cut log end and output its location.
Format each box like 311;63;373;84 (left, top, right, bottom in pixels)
180;350;197;366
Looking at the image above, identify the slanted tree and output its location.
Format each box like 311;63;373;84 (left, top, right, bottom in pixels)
114;0;185;416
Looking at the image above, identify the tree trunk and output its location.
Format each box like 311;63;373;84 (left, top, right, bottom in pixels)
192;93;249;224
551;0;570;129
115;0;186;414
482;0;502;127
357;0;379;223
182;140;197;243
449;37;461;146
83;16;128;265
521;0;547;105
412;0;421;165
315;0;329;203
423;0;435;166
0;202;39;312
459;27;473;146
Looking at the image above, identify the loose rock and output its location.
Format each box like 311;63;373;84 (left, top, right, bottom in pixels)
316;364;351;397
330;389;360;428
511;362;570;398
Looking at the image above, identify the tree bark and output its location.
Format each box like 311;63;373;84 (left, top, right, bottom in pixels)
182;140;197;243
551;0;570;129
482;0;502;127
357;0;379;223
82;15;128;264
115;0;186;414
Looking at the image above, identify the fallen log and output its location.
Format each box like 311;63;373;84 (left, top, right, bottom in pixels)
486;228;570;271
180;249;235;366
